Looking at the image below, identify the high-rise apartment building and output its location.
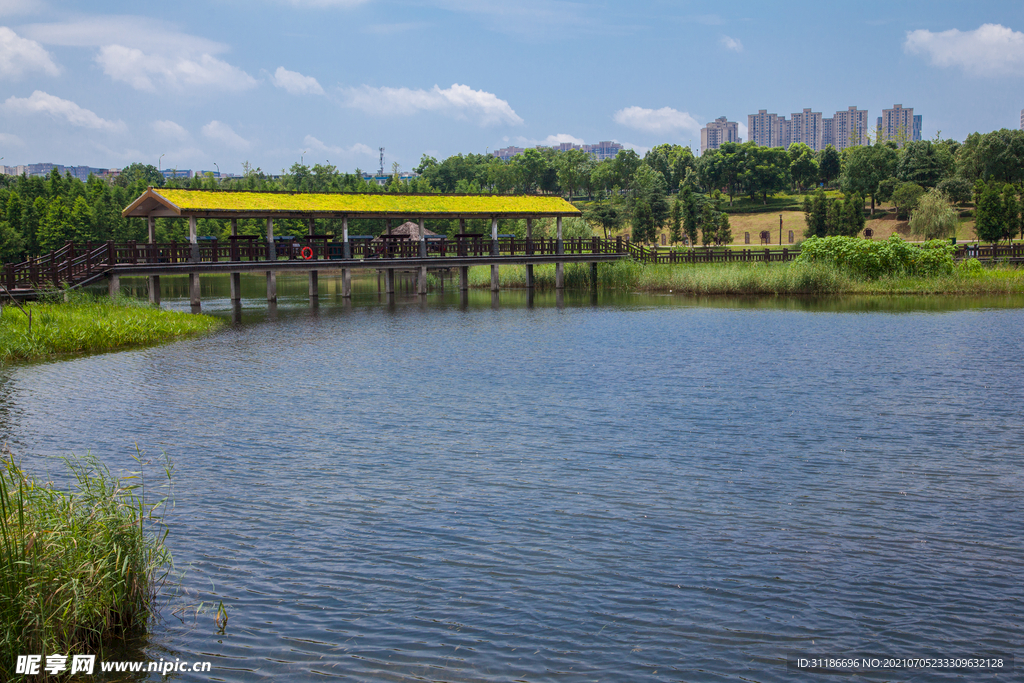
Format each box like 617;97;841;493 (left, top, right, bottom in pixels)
878;104;916;147
822;118;834;148
831;106;869;150
700;116;740;153
747;110;785;147
789;108;823;150
912;115;922;142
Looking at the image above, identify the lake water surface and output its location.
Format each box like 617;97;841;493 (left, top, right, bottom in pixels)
2;273;1021;681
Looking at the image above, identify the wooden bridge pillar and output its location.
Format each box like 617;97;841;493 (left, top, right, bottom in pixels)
189;273;201;307
590;261;598;288
418;217;427;295
108;273;120;299
490;217;499;292
341;216;351;298
189;216;199;263
460;266;469;291
308;217;318;300
229;218;241;302
266;217;277;302
525;218;534;289
147;216;160;304
385;268;395;294
555;216;565;290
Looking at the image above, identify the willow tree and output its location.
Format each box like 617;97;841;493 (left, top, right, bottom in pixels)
909;189;958;240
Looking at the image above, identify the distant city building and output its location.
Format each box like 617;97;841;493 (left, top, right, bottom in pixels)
748;110;785;147
161;169;192;179
789;108;823;150
830;106;870;150
822;117;834;148
492;140;624;162
361;171;419;187
0;163;110;180
878;104;916;147
912;115;923;142
492;146;526;162
700;116;740;153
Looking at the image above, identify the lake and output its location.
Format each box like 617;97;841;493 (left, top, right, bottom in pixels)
2;272;1021;681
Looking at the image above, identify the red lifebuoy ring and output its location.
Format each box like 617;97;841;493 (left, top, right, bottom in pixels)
301;246;314;260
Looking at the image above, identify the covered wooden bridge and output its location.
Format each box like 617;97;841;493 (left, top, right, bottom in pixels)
113;188;622;306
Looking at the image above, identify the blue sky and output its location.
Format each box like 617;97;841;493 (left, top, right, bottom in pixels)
1;0;1022;175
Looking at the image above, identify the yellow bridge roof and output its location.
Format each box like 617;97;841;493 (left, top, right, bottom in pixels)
123;188;582;219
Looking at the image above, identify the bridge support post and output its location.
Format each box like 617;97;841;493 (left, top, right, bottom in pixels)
308;217;318;300
385;268;394;294
189;216;198;263
418;218;428;295
341;216;351;298
556;216;565;290
147;216;160;304
590;261;598;288
525;218;534;289
229;219;241;302
149;276;161;305
490;217;499;292
460;266;469;291
266;217;277;302
108;273;120;299
189;273;200;307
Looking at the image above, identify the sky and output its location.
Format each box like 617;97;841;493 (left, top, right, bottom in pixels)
1;0;1023;175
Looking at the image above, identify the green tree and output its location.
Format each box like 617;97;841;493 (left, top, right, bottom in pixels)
840;193;866;237
974;183;1007;244
681;187;699;247
817;145;841;187
935;177;972;205
745;145;790;204
0;220;25;262
896;140;955;188
891;182;925;220
788;143;818;192
699;202;717;246
583;201;621;239
909;188;958;240
70;196;94;242
803;189;829;238
841;144;898;214
669;197;682;244
632;199;655;244
715;212;732;246
555;149;590;199
37;197;72;252
1002;184;1022;241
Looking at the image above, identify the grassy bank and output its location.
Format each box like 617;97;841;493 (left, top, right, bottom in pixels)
467;260;1024;296
1;452;171;679
0;294;221;365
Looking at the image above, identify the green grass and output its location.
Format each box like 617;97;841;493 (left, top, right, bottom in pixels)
0;451;172;680
0;293;221;365
467;260;1024;296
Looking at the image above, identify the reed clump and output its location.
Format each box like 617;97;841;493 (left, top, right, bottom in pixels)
467;259;1024;296
0;292;221;365
0;451;172;679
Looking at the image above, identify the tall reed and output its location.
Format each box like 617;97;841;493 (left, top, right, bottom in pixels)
0;291;220;365
0;450;171;679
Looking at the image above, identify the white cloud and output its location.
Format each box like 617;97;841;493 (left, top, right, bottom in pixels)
342;83;523;126
613;106;701;136
304;135;375;158
0;26;60;78
514;133;586;147
152;120;190;141
3;90;125;132
720;35;743;52
0;132;24;146
0;0;38;18
276;0;370;6
202;121;250;150
738;122;748;142
22;16;226;55
272;66;324;95
904;23;1024;76
96;45;258;92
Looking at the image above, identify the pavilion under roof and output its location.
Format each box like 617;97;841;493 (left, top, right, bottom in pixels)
122;188;582;220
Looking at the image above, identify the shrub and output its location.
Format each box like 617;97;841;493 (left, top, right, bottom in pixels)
796;234;954;278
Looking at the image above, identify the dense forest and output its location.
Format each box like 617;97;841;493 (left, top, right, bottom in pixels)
1;127;1023;262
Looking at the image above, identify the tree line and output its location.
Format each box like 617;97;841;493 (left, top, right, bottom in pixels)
2;127;1023;262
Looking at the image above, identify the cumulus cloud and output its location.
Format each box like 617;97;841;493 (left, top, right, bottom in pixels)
0;26;60;78
342;83;523;126
3;90;125;132
152;119;190;141
720;35;743;52
22;16;226;55
96;45;257;92
513;133;586;147
904;23;1024;76
738;122;748;142
304;135;375;158
202;121;250;150
272;66;324;95
613;106;701;136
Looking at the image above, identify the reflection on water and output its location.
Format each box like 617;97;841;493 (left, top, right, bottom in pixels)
6;270;1024;682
